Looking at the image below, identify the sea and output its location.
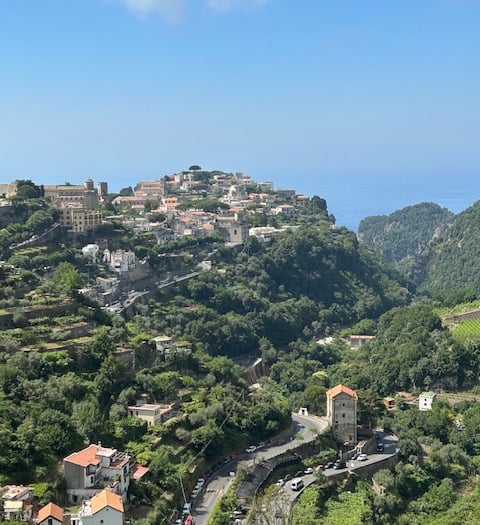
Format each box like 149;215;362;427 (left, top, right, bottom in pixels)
276;172;479;232
53;169;478;234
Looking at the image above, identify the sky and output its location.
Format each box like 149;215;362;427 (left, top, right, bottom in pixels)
1;0;479;227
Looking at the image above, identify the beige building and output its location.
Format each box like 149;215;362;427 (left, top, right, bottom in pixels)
43;179;107;209
59;205;103;233
1;485;33;522
326;384;358;445
127;403;174;426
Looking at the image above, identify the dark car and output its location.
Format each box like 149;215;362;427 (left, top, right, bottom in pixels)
333;460;346;469
376;443;384;452
325;461;334;469
284;474;292;481
294;470;304;478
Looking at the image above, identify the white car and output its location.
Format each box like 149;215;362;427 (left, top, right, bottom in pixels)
246;446;257;453
304;467;314;475
358;453;368;461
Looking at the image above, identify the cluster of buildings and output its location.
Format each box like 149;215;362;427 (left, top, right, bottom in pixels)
0;487;125;525
3;170;311;244
0;441;151;525
0;402;184;525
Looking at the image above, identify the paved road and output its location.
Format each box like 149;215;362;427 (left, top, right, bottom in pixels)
251;434;398;525
190;413;327;525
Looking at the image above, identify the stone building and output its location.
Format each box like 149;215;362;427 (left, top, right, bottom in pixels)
326;384;358;446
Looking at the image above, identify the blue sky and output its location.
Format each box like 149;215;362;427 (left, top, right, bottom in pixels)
1;0;479;225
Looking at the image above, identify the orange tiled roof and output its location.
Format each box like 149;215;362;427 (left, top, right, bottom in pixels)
326;384;358;400
64;444;101;467
91;489;124;514
37;502;64;524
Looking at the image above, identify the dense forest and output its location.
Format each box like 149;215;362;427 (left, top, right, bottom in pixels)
420;200;480;298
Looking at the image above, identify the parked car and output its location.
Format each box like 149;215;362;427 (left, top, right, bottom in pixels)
324;461;334;469
358;453;368;461
284;474;293;481
245;446;257;453
333;460;346;469
351;453;358;460
304;467;314;475
376;443;384;452
275;478;285;487
294;470;304;478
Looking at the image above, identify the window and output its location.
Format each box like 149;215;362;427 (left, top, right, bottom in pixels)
48;519;53;525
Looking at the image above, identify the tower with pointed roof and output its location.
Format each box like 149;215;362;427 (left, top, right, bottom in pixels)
326;384;358;445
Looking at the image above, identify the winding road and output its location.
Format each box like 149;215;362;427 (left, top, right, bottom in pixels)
190;413;328;525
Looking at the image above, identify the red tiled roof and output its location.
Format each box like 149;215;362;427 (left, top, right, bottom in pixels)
37;503;63;524
131;464;150;480
64;444;101;467
326;384;358;400
90;489;124;514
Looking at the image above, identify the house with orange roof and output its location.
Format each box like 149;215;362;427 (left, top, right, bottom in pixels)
37;502;64;525
70;489;124;525
326;384;358;445
63;444;130;504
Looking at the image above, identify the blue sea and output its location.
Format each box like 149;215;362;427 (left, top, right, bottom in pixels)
75;170;478;234
278;173;479;232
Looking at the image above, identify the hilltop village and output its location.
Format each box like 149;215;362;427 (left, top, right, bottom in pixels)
1;171;480;525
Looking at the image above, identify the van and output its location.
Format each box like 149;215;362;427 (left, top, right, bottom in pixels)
290;478;304;491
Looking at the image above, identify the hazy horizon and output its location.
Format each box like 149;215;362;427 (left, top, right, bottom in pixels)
1;1;479;229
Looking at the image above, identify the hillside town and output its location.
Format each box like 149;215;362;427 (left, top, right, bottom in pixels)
0;171;476;525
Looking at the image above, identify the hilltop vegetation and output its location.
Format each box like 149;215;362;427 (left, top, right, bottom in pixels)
358;202;453;281
420;201;480;299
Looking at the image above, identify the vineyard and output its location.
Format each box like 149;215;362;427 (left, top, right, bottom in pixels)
451;318;480;343
435;300;480;318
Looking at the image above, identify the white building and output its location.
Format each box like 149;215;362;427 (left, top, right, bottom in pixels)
63;444;130;504
82;244;100;263
419;391;436;411
103;249;136;273
71;489;124;525
127;403;175;427
248;227;279;244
